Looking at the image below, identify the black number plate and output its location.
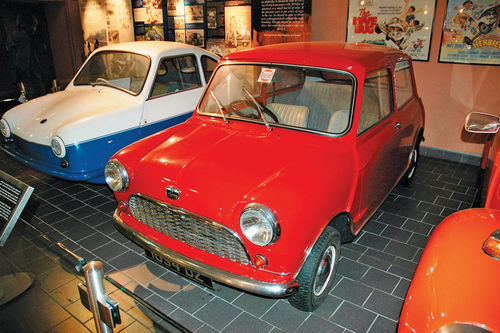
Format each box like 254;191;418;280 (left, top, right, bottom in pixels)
145;249;214;289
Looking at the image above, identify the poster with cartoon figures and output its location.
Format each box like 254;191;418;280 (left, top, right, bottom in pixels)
439;0;500;65
347;0;436;61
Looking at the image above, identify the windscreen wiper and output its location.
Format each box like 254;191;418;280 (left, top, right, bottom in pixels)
210;91;228;123
243;87;271;131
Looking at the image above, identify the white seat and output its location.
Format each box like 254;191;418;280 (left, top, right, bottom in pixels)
327;110;350;133
266;103;309;128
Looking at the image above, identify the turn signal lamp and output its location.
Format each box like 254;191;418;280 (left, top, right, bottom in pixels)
483;229;500;259
117;200;128;212
254;254;268;268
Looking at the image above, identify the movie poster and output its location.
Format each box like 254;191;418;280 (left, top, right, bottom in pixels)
439;0;500;65
252;0;312;46
347;0;436;61
79;0;134;56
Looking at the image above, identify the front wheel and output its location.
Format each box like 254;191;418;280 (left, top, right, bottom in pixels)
402;143;419;186
288;226;340;312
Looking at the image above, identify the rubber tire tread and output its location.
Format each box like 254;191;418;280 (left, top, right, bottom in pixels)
288;226;340;312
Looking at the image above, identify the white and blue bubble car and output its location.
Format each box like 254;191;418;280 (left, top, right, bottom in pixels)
0;41;219;183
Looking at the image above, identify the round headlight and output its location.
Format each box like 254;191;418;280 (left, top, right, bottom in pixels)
0;119;11;138
50;136;66;158
105;159;129;192
240;204;279;246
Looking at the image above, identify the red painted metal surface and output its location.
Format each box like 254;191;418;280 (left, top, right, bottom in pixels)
399;208;500;332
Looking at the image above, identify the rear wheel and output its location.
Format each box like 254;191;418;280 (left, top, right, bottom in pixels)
402;142;419;186
288;226;340;312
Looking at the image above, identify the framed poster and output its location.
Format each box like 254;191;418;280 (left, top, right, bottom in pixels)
439;0;500;65
347;0;437;61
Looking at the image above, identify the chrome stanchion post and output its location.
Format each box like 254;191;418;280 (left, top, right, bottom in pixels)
83;261;114;333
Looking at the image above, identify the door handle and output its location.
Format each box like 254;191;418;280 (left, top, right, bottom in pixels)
395;122;402;129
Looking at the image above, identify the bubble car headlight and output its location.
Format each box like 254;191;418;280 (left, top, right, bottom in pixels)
240;204;279;246
105;159;129;192
50;136;66;158
0;119;11;138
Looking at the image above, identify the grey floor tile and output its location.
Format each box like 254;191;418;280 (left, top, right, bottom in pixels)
222;312;273;333
368;316;398;333
330;301;377;333
361;268;400;294
195;298;242;330
261;301;310;331
332;277;373;306
296;314;344;333
232;292;279;318
364;290;404;321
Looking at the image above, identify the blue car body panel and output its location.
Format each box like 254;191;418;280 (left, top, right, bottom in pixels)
1;112;192;183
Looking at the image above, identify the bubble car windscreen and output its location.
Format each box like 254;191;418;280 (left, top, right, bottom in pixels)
74;51;150;95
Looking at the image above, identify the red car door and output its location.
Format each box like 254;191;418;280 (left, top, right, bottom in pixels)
352;68;404;231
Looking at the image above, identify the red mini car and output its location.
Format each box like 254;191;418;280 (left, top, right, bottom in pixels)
105;42;425;311
399;208;500;332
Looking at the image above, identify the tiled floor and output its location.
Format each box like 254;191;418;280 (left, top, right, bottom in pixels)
0;150;478;332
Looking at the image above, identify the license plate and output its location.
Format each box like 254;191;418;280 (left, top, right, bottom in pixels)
145;249;214;289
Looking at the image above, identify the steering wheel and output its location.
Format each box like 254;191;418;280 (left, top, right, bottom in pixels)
229;100;279;123
95;77;110;85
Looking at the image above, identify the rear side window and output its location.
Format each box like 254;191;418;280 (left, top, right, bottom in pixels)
201;56;218;83
150;54;202;98
358;69;393;134
394;61;414;109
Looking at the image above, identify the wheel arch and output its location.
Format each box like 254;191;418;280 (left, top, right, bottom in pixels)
327;212;355;243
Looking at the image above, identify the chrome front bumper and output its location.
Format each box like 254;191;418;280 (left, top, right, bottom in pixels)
113;210;298;298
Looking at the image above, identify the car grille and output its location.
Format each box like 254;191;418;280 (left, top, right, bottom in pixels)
129;194;250;265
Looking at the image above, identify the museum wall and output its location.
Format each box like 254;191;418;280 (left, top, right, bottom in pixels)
44;0;85;86
312;0;500;157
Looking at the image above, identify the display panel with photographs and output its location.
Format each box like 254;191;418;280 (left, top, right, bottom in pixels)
225;5;252;49
439;0;500;65
347;0;437;61
79;0;135;56
133;0;165;41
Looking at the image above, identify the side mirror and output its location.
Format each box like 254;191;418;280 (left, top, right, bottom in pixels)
465;112;500;133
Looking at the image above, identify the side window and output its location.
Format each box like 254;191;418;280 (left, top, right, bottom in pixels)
394;61;414;109
150;54;202;98
358;69;393;134
201;56;218;83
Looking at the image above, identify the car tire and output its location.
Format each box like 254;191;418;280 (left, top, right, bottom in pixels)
288;226;340;312
402;141;420;186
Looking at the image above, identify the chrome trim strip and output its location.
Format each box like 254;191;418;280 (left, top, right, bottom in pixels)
113;210;298;298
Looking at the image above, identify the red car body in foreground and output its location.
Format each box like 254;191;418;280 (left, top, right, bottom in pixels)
399;208;500;333
105;42;425;311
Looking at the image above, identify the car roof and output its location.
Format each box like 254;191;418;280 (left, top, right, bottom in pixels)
94;41;218;59
221;42;408;74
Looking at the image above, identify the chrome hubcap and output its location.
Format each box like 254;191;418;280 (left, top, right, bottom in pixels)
313;245;336;296
408;148;418;179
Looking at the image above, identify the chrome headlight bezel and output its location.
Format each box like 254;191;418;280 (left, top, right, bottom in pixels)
105;159;129;193
240;203;279;246
0;119;11;138
50;136;66;158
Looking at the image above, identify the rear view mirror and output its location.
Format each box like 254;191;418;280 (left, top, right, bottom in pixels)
465;112;500;133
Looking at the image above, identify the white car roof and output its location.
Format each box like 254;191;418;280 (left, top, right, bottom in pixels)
94;41;218;59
